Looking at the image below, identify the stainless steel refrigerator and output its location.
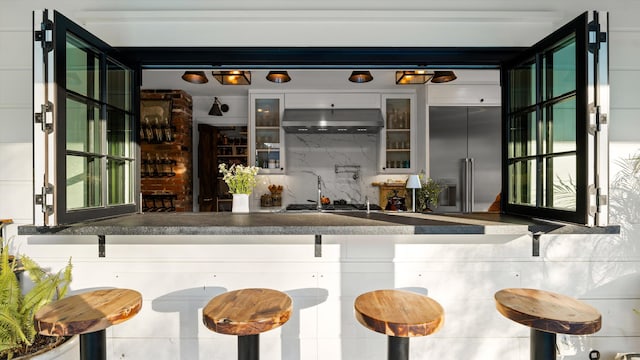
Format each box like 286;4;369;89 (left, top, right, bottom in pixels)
429;106;501;213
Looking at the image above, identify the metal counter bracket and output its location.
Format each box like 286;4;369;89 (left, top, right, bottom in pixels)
532;232;542;257
315;234;322;257
98;235;105;258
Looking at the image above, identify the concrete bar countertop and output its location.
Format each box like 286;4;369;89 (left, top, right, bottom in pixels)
18;211;619;236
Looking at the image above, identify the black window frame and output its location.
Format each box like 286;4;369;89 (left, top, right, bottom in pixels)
52;10;139;224
501;12;596;224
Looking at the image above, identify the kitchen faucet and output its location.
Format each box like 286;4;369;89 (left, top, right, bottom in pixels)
317;175;322;210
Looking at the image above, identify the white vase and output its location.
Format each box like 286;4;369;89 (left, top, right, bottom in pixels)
232;193;250;213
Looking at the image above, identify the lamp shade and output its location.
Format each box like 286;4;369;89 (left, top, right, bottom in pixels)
406;175;422;189
212;71;251;85
396;71;434;85
348;71;373;83
181;71;208;84
266;71;291;83
430;71;457;83
208;97;223;116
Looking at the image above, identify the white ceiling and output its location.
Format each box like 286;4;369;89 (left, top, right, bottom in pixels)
141;69;499;97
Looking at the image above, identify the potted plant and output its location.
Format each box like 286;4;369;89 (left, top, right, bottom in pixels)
415;174;444;212
218;163;259;213
0;238;74;360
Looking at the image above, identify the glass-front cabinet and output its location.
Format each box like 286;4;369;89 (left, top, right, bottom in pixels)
249;92;285;173
380;93;417;173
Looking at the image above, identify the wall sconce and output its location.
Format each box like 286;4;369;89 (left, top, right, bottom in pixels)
209;97;229;116
181;71;208;84
348;71;373;83
266;71;292;83
395;70;457;84
212;71;251;85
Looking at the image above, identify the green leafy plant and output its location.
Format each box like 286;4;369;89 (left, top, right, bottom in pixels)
0;239;72;359
415;173;444;211
218;163;259;194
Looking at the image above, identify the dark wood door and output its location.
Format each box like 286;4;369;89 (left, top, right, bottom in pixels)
198;124;218;212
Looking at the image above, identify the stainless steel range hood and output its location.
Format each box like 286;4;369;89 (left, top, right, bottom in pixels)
282;108;384;134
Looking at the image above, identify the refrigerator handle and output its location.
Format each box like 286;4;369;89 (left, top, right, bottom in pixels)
469;158;474;213
462;158;474;213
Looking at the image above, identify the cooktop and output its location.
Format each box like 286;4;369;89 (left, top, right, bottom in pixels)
286;203;382;211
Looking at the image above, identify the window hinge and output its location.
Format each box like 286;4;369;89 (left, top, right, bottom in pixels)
588;184;598;216
587;185;607;217
35;101;54;133
596;187;608;211
588;20;607;54
35;183;54;216
588;105;607;135
34;19;53;53
597;111;607;129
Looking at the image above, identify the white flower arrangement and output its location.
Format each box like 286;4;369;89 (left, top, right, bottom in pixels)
218;163;259;194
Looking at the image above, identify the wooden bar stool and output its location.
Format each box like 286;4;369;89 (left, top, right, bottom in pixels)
202;288;292;360
495;288;602;360
354;289;444;360
34;288;143;360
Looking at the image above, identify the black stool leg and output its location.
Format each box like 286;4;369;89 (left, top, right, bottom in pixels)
80;330;107;360
530;329;556;360
388;335;409;360
238;334;260;360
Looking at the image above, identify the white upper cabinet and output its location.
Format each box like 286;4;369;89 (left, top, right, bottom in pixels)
284;92;381;109
427;84;501;106
379;92;417;174
249;92;285;173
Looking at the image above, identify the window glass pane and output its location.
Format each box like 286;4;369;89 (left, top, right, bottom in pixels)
66;98;101;153
508;160;536;206
544;35;576;99
255;98;281;169
107;110;132;157
545;155;577;210
508;111;536;158
544;97;576;154
66;155;102;210
66;33;99;99
107;59;131;111
108;159;133;205
509;58;536;111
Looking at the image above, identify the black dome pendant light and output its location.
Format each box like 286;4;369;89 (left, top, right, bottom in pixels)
348;71;373;83
181;71;208;84
266;71;292;83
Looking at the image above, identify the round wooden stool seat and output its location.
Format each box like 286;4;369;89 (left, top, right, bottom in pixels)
354;289;444;337
495;288;602;360
355;290;444;360
203;288;292;336
35;288;143;336
494;288;601;335
34;288;142;360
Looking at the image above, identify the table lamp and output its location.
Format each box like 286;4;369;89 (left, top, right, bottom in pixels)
406;175;422;212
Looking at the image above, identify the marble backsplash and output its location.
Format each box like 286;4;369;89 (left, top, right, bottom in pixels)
254;133;403;209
